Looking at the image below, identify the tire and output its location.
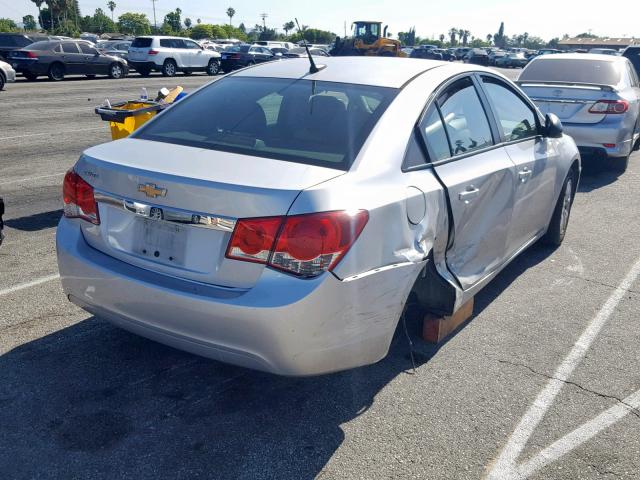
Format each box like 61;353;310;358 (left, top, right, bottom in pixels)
109;62;125;79
543;172;576;246
206;59;220;76
23;72;38;81
610;155;629;173
162;59;177;77
0;73;4;91
48;63;65;81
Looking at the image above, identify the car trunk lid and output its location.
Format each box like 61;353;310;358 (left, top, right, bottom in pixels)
518;81;619;124
76;138;344;288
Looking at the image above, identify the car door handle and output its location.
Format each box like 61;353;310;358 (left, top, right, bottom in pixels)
518;167;533;182
459;186;480;203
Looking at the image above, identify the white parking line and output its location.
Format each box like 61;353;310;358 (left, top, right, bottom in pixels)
487;255;640;480
0;172;65;186
0;274;60;297
0;127;103;141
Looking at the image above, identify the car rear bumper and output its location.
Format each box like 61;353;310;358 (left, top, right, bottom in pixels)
563;119;635;158
56;217;418;376
127;61;158;71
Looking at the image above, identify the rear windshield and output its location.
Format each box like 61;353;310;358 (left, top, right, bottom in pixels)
131;38;152;48
135;77;397;170
26;41;55;51
227;45;250;53
521;58;622;85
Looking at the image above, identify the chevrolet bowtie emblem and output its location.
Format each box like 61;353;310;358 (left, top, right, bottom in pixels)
138;183;167;198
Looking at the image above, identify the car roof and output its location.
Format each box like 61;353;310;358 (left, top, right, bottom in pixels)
233;56;478;88
533;53;625;62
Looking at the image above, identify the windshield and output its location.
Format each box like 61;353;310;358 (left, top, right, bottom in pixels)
135;77;397;170
521;58;622;85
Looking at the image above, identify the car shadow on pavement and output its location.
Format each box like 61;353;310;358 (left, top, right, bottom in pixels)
4;209;62;231
0;312;432;479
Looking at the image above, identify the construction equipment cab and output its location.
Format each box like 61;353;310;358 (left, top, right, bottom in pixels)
331;21;406;57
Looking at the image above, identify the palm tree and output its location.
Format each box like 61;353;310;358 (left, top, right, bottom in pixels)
439;33;445;43
448;27;457;45
486;33;492;45
226;7;235;26
283;21;295;36
462;30;470;46
458;28;464;44
31;0;44;30
107;1;116;23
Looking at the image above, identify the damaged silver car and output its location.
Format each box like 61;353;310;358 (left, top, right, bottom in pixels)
56;57;580;375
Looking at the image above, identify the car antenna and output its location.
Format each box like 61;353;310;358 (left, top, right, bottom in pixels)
295;18;326;74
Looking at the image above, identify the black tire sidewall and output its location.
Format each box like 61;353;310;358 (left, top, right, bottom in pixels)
0;73;4;91
48;63;64;81
544;172;575;246
162;60;176;77
206;60;219;75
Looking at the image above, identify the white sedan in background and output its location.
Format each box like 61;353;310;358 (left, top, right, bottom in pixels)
0;59;16;91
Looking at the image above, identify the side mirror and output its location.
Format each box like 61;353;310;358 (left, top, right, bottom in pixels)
544;113;563;138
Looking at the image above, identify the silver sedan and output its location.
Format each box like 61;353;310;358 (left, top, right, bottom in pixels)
56;57;580;375
518;53;640;171
0;59;16;90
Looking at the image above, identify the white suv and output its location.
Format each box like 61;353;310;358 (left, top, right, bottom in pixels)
128;36;221;77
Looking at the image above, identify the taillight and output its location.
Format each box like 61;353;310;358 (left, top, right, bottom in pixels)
588;100;629;114
63;170;100;224
148;49;159;55
26;51;38;59
229;54;241;60
226;217;282;264
225;210;369;278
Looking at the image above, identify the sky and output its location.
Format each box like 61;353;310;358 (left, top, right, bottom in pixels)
3;0;639;41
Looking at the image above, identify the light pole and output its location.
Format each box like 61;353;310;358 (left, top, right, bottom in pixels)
151;0;158;32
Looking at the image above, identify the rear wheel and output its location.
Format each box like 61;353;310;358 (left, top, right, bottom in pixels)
109;62;125;79
23;72;38;81
162;59;177;77
48;63;65;81
206;59;220;76
543;172;575;246
0;73;5;91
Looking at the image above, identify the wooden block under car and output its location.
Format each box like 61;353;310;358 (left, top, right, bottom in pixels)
422;298;474;343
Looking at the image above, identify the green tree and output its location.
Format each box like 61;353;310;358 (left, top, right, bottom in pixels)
282;20;294;36
576;32;597;38
163;8;182;33
238;22;246;33
289;27;335;44
190;23;212;39
107;1;116;23
0;18;18;32
87;8;115;34
196;18;201;24
31;0;45;30
23;15;38;30
486;33;492;45
547;37;560;48
226;7;235;26
462;29;470;46
448;27;457;46
439;33;445;43
494;22;505;48
118;12;151;35
184;17;192;28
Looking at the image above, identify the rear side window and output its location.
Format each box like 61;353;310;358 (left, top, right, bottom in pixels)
61;42;79;54
132;38;152;48
520;58;622;85
437;77;493;156
26;41;53;51
79;43;97;54
420;108;451;162
135;77;397;170
160;39;183;48
481;77;538;141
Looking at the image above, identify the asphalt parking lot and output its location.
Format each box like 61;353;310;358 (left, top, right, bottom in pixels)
1;68;639;479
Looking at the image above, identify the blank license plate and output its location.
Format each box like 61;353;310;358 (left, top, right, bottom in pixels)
135;218;187;266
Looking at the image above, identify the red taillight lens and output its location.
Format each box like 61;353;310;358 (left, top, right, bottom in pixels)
588;100;629;114
26;51;38;59
225;210;369;277
63;170;99;224
229;54;241;59
225;217;282;264
148;49;159;55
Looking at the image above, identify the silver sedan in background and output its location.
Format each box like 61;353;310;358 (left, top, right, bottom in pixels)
56;57;580;375
0;58;16;90
518;53;640;171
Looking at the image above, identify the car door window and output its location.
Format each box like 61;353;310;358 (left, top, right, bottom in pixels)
249;47;260;54
437;77;493;156
184;40;201;50
409;107;451;168
481;77;539;142
79;43;97;55
61;42;79;54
